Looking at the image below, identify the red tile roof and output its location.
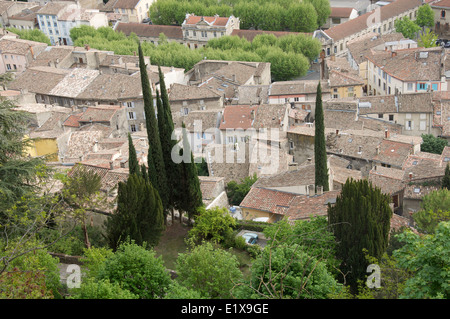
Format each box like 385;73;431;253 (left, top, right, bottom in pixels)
219;105;258;130
324;0;422;41
431;0;450;8
184;15;230;26
239;187;298;213
115;23;183;39
63;113;83;127
330;7;355;18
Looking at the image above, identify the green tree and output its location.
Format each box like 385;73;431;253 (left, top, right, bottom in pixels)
226;173;258;206
188;206;237;244
327;179;392;292
0;98;47;206
156;66;182;220
418;28;438;48
7;28;51;45
314;82;329;192
242;243;341;299
416;3;434;29
413;189;450;234
104;174;165;250
305;0;331;28
138;43;169;215
395;16;421;39
68;278;138;299
97;241;172;299
420;134;448;154
442;163;450;189
175;241;243;299
286;2;318;32
127;133;139;176
394;221;450;299
176;123;204;223
0;239;62;298
61;165;104;249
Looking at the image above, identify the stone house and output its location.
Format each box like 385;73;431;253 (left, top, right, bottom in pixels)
431;0;450;36
322;7;358;29
8;5;42;30
114;22;184;45
366;46;447;96
0;37;48;74
181;14;240;49
313;0;422;58
112;0;153;23
169;82;223;125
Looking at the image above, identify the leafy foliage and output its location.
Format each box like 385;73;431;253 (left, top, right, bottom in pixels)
394;222;450;299
226;173;258;206
188;206;237;244
97;241;171;299
327;179;392;292
395;17;421;39
420;134;448;154
7;28;51;45
68;278;138;299
69;25;321;81
175;241;243;299
416;3;434;29
149;0;330;31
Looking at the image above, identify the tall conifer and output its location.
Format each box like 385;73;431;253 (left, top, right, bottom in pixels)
314;82;329;191
138;43;169;215
327;178;392;292
179;122;203;223
156;66;181;219
128;133;139;176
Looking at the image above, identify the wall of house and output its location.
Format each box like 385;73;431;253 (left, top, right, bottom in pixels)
0;53;27;74
332;85;363;99
240;207;278;223
28;138;59;161
170;97;223;119
8;19;35;30
287;132;315;166
432;6;450;34
88;12;108;29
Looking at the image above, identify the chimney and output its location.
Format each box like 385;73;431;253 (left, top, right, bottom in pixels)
84;44;90;51
307;157;312;164
109;161;114;170
336;129;339;135
376;145;380;155
317;185;323;195
391;51;397;58
93;140;98;152
308;184;315;197
384;129;389;139
409;172;413;180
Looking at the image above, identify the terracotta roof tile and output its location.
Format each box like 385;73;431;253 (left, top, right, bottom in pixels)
324;0;422;41
240;187;298;213
115;22;183;39
183;15;230;26
219;105;258;130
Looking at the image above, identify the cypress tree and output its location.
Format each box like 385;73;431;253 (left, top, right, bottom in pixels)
138;43;169;216
314;82;329;192
442;163;450;190
127;132;139;176
156;66;182;220
105;174;165;250
179;122;203;223
327;178;392;292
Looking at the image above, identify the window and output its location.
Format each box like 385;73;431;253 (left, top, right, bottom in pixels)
389;114;394;121
130;124;137;132
185;30;189;37
6;64;11;70
127;111;136;120
127;101;135;108
378;114;383;119
289;141;294;149
407;83;414;91
442;10;446;18
213;31;217;37
183;108;189;115
294;97;299;102
420;121;426;131
406;120;413;130
201;31;207;37
418;83;427;90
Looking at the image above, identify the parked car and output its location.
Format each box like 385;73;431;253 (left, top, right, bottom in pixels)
242;232;258;245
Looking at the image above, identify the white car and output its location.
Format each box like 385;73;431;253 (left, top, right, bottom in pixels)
242;233;258;245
